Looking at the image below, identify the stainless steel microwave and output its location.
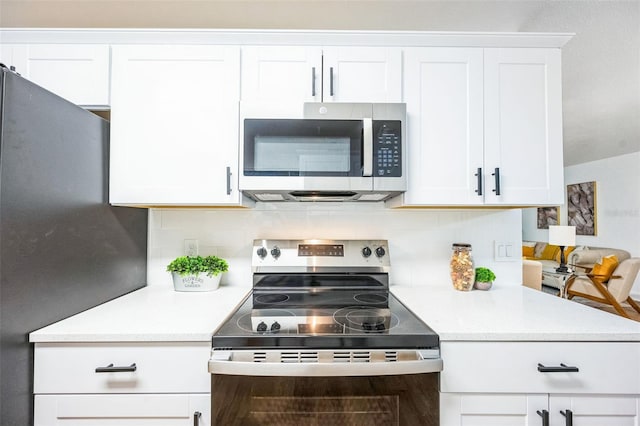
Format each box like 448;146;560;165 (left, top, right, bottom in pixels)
239;102;406;202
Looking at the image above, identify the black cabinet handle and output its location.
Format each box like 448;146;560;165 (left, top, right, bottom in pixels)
193;411;202;426
226;166;232;195
95;363;137;373
311;67;316;97
491;167;501;195
560;409;573;426
537;363;579;373
329;67;334;96
474;167;483;196
536;409;549;426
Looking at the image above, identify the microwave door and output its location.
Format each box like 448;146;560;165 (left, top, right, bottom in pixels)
362;118;373;177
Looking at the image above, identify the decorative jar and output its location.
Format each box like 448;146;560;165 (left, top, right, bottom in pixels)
450;243;474;291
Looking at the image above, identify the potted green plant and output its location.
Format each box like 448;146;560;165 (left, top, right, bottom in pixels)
166;255;229;292
474;267;496;291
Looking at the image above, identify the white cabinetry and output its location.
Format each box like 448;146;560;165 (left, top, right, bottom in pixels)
33;342;211;425
110;45;245;206
394;47;563;207
440;341;640;425
0;44;110;108
241;46;401;102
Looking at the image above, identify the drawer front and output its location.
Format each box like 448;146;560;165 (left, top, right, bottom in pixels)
440;341;640;394
34;342;211;394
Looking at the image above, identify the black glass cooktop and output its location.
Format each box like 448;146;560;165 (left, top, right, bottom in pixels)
212;289;439;350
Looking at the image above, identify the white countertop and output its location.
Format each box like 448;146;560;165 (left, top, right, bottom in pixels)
30;284;640;343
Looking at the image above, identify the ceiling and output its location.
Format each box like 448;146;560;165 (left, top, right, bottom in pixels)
1;0;638;166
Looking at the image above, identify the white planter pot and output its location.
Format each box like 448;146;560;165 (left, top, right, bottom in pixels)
171;272;222;292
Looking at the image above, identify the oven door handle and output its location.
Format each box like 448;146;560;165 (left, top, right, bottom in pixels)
362;118;373;177
208;358;443;377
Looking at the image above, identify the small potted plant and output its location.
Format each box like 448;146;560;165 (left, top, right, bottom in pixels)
474;267;496;291
166;255;229;292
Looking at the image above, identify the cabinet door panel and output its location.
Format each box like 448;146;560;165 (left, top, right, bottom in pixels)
241;46;322;102
550;395;640;426
323;47;401;102
484;48;563;205
401;47;484;205
440;393;547;426
110;45;241;205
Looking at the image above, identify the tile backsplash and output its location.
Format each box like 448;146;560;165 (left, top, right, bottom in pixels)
148;204;523;290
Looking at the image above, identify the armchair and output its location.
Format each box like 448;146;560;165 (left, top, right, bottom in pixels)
565;258;640;319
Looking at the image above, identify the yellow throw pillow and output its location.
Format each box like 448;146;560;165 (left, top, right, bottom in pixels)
591;255;619;283
522;246;535;257
554;246;575;263
540;244;560;260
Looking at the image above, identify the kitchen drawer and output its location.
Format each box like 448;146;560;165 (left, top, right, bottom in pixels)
34;342;211;394
440;341;640;394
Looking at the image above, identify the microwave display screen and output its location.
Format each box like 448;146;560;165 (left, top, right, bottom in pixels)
254;136;351;173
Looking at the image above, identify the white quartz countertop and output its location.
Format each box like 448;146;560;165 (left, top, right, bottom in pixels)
30;284;640;343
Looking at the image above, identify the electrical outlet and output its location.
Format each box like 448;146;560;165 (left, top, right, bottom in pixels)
184;239;199;256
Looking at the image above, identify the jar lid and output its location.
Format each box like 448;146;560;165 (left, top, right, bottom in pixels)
452;243;472;248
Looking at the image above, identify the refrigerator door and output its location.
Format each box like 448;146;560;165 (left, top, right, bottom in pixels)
0;67;148;425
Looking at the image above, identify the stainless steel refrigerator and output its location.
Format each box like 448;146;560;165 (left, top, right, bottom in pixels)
0;66;148;425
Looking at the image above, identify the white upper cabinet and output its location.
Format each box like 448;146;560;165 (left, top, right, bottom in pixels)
241;46;402;103
394;46;563;207
110;45;244;206
483;48;564;205
1;44;110;108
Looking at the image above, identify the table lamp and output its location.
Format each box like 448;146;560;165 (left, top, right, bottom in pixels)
548;225;576;273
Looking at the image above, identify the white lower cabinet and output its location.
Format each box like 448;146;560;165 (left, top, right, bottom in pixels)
33;342;212;426
440;342;640;426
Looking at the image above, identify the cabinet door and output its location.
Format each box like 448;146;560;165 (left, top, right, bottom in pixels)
241;46;322;102
549;395;640;426
440;393;547;426
110;45;241;206
400;47;484;205
35;394;210;426
323;47;402;102
483;48;564;205
2;44;110;107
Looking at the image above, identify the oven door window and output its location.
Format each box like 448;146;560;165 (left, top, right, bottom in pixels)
243;119;363;176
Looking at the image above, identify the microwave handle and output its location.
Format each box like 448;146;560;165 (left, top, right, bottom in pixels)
362;118;373;177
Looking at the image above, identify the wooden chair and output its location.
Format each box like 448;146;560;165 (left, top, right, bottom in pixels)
565;258;640;319
522;259;543;291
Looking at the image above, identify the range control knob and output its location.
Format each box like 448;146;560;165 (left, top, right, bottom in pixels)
271;321;281;332
271;246;281;259
361;247;372;258
256;321;267;332
256;247;268;259
375;246;386;258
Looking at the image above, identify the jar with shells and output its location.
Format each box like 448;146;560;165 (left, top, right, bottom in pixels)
450;243;474;291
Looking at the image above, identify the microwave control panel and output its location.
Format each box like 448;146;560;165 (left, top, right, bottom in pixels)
373;121;402;177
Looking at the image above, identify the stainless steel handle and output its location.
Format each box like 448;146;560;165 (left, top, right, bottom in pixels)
560;409;573;426
226;166;232;195
95;363;137;373
362;118;373;177
537;409;549;426
329;67;334;97
193;411;202;426
474;167;483;196
209;358;442;377
537;363;579;373
311;67;316;97
492;167;501;195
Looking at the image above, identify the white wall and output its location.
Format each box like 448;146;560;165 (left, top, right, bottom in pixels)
523;151;640;295
148;204;523;291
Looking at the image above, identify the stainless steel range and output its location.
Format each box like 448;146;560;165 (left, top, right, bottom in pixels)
209;239;442;426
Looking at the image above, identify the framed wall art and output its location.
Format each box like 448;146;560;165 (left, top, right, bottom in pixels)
567;181;597;236
537;207;559;229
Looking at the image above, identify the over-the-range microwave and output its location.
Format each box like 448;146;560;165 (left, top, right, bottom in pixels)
239;102;406;202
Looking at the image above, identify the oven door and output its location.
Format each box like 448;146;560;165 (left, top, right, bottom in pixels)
211;373;438;426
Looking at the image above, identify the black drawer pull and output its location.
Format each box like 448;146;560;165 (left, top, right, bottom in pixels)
194;411;202;426
95;363;137;373
537;363;579;373
560;409;573;426
536;409;549;426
